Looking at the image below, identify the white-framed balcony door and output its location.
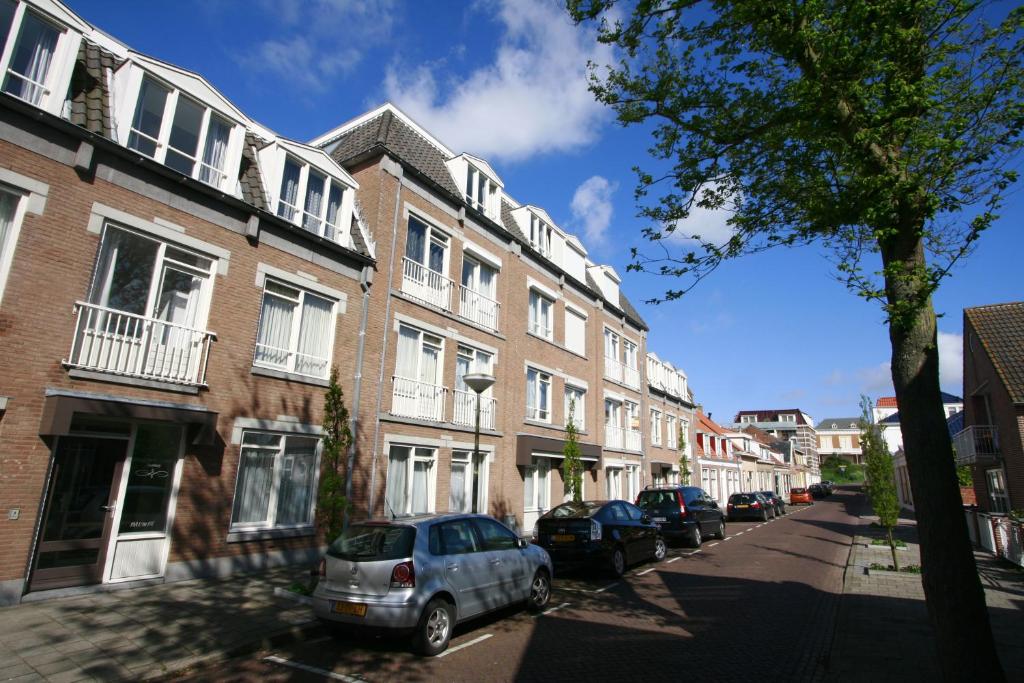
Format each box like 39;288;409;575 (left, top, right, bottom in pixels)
146;262;206;380
523;457;551;534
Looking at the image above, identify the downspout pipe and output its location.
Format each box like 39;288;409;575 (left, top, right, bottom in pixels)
343;264;373;529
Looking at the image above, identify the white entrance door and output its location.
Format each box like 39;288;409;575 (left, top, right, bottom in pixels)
522;457;550;535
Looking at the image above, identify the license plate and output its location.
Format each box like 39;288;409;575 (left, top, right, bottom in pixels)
735;504;749;508
333;601;367;617
653;517;667;522
551;534;575;543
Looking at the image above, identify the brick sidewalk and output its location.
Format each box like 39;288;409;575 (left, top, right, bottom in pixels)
828;515;1024;681
0;566;318;682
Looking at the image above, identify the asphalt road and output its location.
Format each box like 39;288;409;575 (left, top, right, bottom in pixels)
172;490;865;682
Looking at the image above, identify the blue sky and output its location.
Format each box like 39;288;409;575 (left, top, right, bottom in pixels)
68;0;1023;424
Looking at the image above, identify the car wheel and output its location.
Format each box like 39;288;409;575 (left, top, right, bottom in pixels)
653;536;667;561
691;524;703;548
412;598;454;656
527;569;551;613
714;520;726;540
610;546;627;576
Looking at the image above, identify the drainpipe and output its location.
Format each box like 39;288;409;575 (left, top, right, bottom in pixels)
367;157;404;517
343;264;373;529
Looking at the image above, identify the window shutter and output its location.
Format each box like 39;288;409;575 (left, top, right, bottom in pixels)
565;309;585;355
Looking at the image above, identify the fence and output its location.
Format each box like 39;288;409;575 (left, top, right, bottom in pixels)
964;508;1024;568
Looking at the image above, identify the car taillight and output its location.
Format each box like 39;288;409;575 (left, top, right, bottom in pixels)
391;561;415;589
676;491;687;517
590;519;602;541
752;501;761;508
317;558;326;577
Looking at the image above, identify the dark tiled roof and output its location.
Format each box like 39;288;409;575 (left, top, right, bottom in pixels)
330;110;463;198
940;391;963;403
500;199;528;242
965;301;1024;404
734;409;810;426
618;293;647;330
349;197;372;258
947;410;964;437
238;132;268;211
68;39;122;138
816;417;861;430
880;412;901;424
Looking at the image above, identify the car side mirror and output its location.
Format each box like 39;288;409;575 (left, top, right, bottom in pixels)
641;513;651;524
516;537;528;549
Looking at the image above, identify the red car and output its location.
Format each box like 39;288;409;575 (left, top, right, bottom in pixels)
790;488;813;505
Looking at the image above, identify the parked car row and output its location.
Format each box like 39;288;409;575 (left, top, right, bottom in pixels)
726;491;787;522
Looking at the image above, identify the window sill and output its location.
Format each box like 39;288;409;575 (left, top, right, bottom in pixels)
251;365;331;388
67;368;202;395
226;526;315;543
523;418;560;431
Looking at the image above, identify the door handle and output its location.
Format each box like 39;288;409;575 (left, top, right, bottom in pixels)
490;558;502;565
99;505;116;512
446;563;459;571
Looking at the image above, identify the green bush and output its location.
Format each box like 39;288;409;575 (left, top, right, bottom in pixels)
821;455;865;483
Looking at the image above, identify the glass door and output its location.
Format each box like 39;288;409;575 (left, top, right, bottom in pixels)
31;437;127;591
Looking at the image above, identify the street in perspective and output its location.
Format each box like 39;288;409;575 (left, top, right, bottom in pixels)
1;0;1023;681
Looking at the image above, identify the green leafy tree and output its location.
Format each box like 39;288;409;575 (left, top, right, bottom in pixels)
318;368;353;544
563;397;584;502
567;2;1022;676
678;422;691;483
861;398;901;570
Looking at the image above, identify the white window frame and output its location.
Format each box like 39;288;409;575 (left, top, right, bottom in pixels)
625;463;639;501
564;385;586;432
529;212;552;257
395;323;445;386
528;288;553;340
605;465;622;500
623;338;638;370
275;155;349;241
987;468;1009;514
605;398;622;428
780;414;796;423
564;306;587;356
0;183;29;305
449;449;489;514
229;430;322;532
465;163;496;218
0;2;79;114
524;457;550;513
385;444;438;517
253;278;337;380
666;415;678;449
604;328;620;362
651;409;663;446
625;401;641;433
406;214;451;275
526;366;552;422
460;253;497;299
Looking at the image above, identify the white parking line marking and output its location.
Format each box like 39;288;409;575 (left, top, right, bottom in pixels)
723;537;732;541
736;531;745;536
264;655;362;682
557;582;619;594
436;633;494;658
594;582;619;593
707;542;719;547
667;556;681;563
637;567;657;576
684;549;702;555
536;602;570;617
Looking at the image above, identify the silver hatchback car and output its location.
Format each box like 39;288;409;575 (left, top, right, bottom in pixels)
312;513;554;656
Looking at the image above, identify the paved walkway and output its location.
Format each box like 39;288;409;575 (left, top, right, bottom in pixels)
829;510;1024;681
0;566;317;682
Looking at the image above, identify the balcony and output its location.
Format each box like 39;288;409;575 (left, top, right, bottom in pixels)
605;357;640;390
453;390;497;430
605;424;624;449
953;425;1000;466
622;365;641;390
402;257;453;311
391;376;447;422
625;429;642;452
458;286;500;332
65;302;214;387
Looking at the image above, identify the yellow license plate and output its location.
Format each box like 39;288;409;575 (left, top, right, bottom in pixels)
333;601;367;617
735;504;749;508
552;534;575;542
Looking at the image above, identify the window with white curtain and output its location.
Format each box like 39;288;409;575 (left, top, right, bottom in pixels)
528;289;552;339
625;464;639;500
1;4;62;107
465;164;496;218
385;445;436;517
623;339;638;370
230;431;320;531
0;185;26;304
604;328;620;362
406;215;449;274
529;213;552;257
526;367;551;422
254;279;336;379
564;307;586;355
395;324;443;386
450;450;488;514
606;466;622;500
456;345;493;393
523;457;550;512
273;159;346;241
126;75;236;190
651;409;662;446
564;385;585;431
666;415;677;449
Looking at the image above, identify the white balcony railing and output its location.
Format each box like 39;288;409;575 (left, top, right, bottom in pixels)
604;357;623;384
402;258;453;311
953;425;1000;465
391;376;447;422
622;365;641;390
65;301;214;386
625;429;642;452
453;390;497;430
458;286;500;331
605;424;624;449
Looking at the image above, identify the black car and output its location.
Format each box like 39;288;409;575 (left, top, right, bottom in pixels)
534;500;666;576
635;485;725;548
759;491;786;516
726;492;775;521
820;480;835;495
809;483;826;499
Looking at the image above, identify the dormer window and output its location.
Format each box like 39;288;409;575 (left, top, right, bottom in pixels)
277;157;346;241
780;414;796;423
529;213;552;257
127;75;236;190
465;164;496;217
1;3;63;107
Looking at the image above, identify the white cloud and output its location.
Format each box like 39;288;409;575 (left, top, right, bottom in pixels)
570;176;617;245
665;182;738;247
383;0;613;162
938;331;963;392
858;362;894;396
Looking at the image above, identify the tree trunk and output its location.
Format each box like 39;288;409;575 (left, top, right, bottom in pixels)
882;231;1004;680
888;527;900;572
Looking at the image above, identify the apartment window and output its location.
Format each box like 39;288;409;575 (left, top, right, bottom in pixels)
626;401;640;432
450;450;488;514
651;409;662;446
524;457;550;513
604;329;620;362
840;435;852;450
402;216;451;309
526;367;552;422
459;254;498;329
740;415;756;424
127;76;235;190
666;415;677;449
623;339;638;370
565;385;585;431
987;469;1009;514
529;213;552;257
605;399;621;428
230;432;319;531
780;414;796;423
395;324;443;387
679;419;689;452
276;157;347;240
385;445;436;517
454;344;495;428
564;307;586;356
0;185;26;303
625;464;639;501
254;280;335;379
1;4;62;107
528;289;553;340
465;164;495;217
606;466;622;500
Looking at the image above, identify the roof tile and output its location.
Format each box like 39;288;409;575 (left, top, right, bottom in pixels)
965;301;1024;404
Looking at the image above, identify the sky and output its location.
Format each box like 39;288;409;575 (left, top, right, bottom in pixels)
66;0;1023;425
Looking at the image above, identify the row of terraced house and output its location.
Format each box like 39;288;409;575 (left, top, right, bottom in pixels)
0;0;818;605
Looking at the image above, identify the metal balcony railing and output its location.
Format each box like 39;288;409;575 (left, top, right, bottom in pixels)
953;425;1000;465
453;390;497;430
605;424;624;449
391;376;447;422
458;286;500;331
625;429;643;452
402;257;453;311
65;301;214;386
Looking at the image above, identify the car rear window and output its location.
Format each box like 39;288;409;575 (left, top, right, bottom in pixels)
549;502;603;518
637;491;677;507
326;524;416;561
730;493;757;503
791;488;807;493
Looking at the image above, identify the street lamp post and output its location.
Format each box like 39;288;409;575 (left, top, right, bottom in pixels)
462;373;495;512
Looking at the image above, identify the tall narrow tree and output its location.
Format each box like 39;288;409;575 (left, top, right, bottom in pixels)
568;1;1022;677
861;398;901;570
318;368;353;544
563;397;584;503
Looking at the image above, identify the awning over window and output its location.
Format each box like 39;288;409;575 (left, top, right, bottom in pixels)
650;461;674;475
40;389;219;445
515;434;600;469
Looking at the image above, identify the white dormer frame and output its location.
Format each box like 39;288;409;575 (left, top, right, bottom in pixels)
112;58;248;194
445;154;502;221
258;139;359;249
0;0;84;116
